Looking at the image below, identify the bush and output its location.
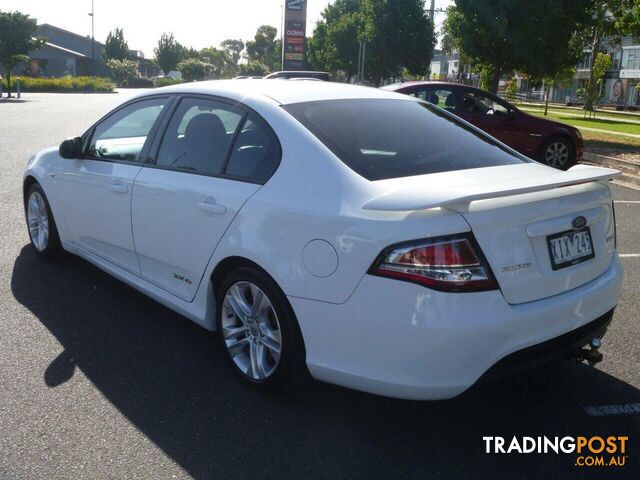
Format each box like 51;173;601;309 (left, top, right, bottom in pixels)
177;58;213;81
125;76;154;88
106;58;139;87
1;76;113;92
153;76;181;87
238;60;269;77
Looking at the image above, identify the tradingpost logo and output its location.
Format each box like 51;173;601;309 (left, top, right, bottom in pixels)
483;436;629;467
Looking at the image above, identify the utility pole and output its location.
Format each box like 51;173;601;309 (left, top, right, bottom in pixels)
89;0;95;71
280;4;285;70
429;0;435;20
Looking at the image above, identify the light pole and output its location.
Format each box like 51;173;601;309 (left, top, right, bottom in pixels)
88;0;95;71
280;4;285;70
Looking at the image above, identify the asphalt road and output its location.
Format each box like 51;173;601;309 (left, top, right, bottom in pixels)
1;91;639;480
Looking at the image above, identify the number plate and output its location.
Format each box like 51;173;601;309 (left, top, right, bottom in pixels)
547;227;595;271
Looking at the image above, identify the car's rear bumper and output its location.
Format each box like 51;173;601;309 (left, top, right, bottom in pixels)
290;255;623;400
480;308;612;381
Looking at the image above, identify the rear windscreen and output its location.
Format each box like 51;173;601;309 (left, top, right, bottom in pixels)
284;99;529;181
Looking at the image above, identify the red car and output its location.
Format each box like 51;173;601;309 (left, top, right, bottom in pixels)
383;82;584;170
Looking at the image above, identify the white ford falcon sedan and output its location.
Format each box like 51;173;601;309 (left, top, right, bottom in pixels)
23;80;623;400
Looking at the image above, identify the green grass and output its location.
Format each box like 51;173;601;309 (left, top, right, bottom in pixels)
2;76;113;92
535;112;640;135
583;132;640;152
517;102;640;119
520;105;640;152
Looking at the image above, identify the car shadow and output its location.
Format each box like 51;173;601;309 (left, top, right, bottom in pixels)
11;246;640;479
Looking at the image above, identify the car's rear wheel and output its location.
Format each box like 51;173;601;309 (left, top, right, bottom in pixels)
216;266;307;392
540;136;575;170
25;183;62;258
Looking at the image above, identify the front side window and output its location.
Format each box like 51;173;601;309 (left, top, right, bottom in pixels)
458;91;509;115
156;97;243;175
86;97;167;161
284;99;529;181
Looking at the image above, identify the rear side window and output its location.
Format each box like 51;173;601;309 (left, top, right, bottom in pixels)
156;97;243;175
284;99;529;181
225;114;280;183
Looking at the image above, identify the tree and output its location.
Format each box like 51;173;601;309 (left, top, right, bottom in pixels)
540;67;576;116
106;58;138;86
103;28;130;61
154;33;183;75
309;0;366;80
308;0;435;84
220;39;245;65
245;25;278;71
443;0;592;93
199;47;236;78
362;0;435;84
238;60;269;77
583;52;612;117
504;77;518;102
0;11;44;97
177;58;213;81
581;1;640;110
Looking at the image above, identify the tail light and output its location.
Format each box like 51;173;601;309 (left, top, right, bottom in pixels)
611;201;617;249
368;234;498;292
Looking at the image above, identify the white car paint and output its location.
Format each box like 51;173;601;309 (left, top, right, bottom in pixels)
24;80;623;399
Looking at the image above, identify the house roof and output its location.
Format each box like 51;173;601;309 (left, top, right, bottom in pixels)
37;23;106;48
41;41;88;58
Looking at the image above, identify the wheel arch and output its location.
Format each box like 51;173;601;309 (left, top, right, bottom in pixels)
23;175;39;205
211;256;284;300
209;255;308;358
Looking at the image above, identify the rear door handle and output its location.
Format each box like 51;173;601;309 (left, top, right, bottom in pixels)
111;183;128;194
198;200;226;214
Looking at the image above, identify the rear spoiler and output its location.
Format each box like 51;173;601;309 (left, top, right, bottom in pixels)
362;165;620;212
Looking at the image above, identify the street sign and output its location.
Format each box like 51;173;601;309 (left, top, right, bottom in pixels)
283;0;307;70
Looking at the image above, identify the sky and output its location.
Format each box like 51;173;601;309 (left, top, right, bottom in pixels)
1;0;451;58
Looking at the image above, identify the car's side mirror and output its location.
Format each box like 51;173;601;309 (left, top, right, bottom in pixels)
59;137;81;159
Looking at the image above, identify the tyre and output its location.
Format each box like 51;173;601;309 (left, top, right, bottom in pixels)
25;182;62;258
540;136;575;170
216;266;308;392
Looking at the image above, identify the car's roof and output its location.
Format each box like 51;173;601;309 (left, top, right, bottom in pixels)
148;79;405;105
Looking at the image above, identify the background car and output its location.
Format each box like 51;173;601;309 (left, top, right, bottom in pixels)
264;71;332;81
383;81;584;170
23;80;621;400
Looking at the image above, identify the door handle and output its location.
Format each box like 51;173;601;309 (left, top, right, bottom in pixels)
111;183;128;194
197;200;226;214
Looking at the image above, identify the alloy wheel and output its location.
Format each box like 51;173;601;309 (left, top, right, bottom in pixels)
544;141;570;168
221;281;282;381
27;191;49;252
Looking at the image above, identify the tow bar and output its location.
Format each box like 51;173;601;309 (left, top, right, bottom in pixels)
573;338;604;366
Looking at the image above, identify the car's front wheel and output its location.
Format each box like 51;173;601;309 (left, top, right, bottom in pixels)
25;183;62;258
216;266;307;392
540;136;575;170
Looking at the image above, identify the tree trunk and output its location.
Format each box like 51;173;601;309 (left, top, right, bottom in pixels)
544;83;550;116
488;69;501;94
6;70;11;99
584;22;603;112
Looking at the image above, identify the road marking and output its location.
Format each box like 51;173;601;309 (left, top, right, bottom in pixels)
614;201;640;204
619;253;640;258
584;403;640;416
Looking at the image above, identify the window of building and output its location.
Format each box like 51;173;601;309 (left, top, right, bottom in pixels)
622;48;640;70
